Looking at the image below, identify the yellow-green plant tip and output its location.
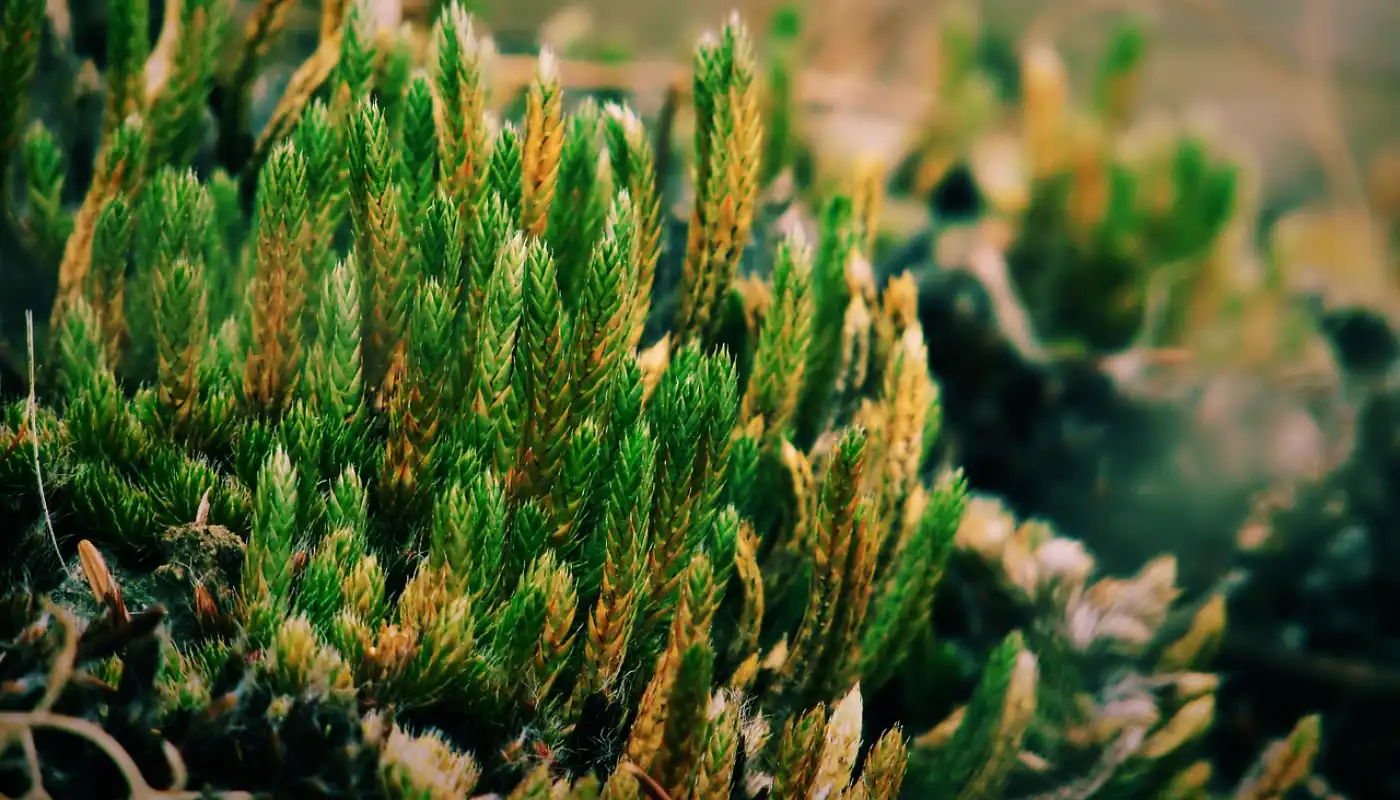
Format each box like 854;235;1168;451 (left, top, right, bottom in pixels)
520;49;563;238
813;683;864;795
431;0;490;226
380;723;481;799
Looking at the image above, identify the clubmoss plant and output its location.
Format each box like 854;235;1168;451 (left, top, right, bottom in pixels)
1012;24;1239;354
0;3;1326;798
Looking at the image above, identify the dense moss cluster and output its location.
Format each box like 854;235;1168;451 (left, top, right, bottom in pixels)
0;0;1329;797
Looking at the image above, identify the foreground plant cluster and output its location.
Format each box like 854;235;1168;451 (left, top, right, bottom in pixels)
0;0;1325;797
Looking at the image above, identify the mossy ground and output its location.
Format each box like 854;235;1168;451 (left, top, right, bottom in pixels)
0;0;1390;797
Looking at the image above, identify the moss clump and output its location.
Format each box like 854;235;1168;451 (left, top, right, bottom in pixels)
0;1;1327;798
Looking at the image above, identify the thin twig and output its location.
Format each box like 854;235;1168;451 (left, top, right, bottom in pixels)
0;711;254;799
26;311;66;576
162;740;190;792
0;602;240;798
1222;633;1400;696
20;726;47;800
36;602;78;713
621;762;673;800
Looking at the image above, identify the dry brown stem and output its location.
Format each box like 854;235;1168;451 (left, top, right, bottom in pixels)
0;604;250;799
